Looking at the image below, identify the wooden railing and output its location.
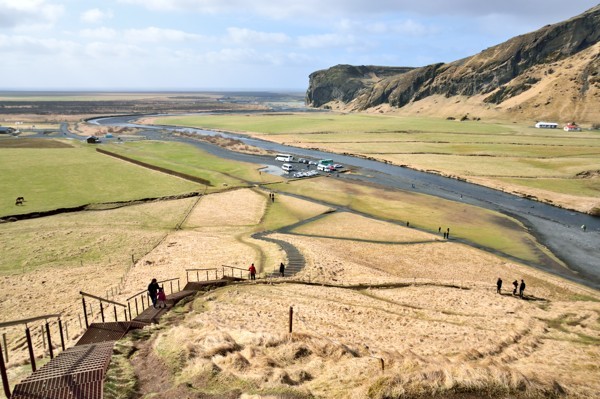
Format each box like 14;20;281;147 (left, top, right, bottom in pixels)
186;268;220;282
80;291;128;328
222;265;249;279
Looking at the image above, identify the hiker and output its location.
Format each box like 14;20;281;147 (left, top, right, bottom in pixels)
249;263;256;280
148;278;160;308
443;232;447;239
496;278;503;294
279;262;285;277
512;280;518;295
438;227;441;233
406;221;410;227
156;287;167;309
581;224;586;232
519;279;526;298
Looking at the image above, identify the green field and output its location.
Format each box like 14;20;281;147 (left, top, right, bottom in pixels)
152;113;600;211
271;178;562;267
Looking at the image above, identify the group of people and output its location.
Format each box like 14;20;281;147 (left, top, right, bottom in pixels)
147;278;167;308
496;277;526;298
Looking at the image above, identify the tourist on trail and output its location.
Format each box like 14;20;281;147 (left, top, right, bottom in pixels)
512;280;518;295
519;279;526;298
438;227;441;233
148;278;160;308
496;277;503;294
279;262;285;277
156;287;167;309
249;263;256;280
581;225;586;232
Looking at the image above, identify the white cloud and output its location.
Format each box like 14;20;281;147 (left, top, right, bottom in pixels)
123;27;203;43
79;27;118;40
297;33;359;49
115;0;599;21
225;27;290;45
81;8;113;24
0;0;64;28
0;33;76;55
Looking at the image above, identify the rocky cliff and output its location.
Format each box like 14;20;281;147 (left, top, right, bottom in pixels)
306;5;600;122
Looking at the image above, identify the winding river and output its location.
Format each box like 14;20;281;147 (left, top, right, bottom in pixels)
89;115;600;290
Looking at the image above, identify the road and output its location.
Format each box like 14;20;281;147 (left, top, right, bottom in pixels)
89;115;600;290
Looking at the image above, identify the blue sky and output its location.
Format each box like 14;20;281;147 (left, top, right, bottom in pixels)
0;0;597;91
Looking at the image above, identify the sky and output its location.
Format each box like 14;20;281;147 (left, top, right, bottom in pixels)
0;0;598;91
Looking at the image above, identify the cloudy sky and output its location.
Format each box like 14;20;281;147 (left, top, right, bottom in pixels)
0;0;597;91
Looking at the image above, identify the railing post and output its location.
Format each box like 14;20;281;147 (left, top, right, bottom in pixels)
46;321;53;359
58;319;65;351
206;270;209;281
289;306;293;334
196;271;199;282
135;298;139;316
123;308;128;322
170;280;173;294
2;333;7;363
82;297;89;328
128;302;132;320
186;270;189;283
100;302;105;323
177;279;180;292
0;342;10;399
141;295;146;309
114;305;118;322
25;327;36;372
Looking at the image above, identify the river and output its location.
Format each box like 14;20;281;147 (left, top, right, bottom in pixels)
89;115;600;290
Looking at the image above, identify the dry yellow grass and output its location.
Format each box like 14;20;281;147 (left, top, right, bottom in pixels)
2;188;598;398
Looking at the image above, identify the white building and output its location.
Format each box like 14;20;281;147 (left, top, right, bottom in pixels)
535;122;558;129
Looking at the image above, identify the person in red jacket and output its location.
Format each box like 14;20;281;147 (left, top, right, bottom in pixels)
156;287;167;308
249;263;256;280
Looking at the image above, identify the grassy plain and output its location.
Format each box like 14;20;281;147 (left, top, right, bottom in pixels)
151;113;600;213
101;141;282;191
271;178;560;266
0;141;202;218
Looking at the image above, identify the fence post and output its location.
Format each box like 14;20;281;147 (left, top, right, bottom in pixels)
2;333;7;363
0;342;10;399
82;297;89;328
289;306;293;334
25;327;36;372
58;319;65;351
46;322;53;359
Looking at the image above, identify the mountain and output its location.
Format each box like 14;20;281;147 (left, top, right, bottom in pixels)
306;6;600;123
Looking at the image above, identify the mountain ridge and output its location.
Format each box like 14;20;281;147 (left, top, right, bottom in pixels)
306;5;600;123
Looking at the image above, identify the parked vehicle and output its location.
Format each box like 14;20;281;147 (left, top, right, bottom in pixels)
308;160;318;165
298;158;308;164
275;154;295;162
333;164;344;169
281;163;294;172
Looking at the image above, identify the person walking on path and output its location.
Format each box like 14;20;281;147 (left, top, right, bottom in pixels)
156;287;167;309
148;278;160;308
519;279;526;298
249;263;256;280
512;280;518;295
279;262;285;277
496;278;503;294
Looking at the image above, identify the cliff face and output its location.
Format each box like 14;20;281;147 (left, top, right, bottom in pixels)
306;5;600;122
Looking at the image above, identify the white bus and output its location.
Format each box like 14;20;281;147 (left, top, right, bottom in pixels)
275;154;295;162
281;163;294;172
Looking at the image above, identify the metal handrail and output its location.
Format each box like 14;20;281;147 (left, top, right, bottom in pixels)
0;314;61;329
186;268;219;282
79;291;126;307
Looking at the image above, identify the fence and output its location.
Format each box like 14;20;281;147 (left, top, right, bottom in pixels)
185;266;249;283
